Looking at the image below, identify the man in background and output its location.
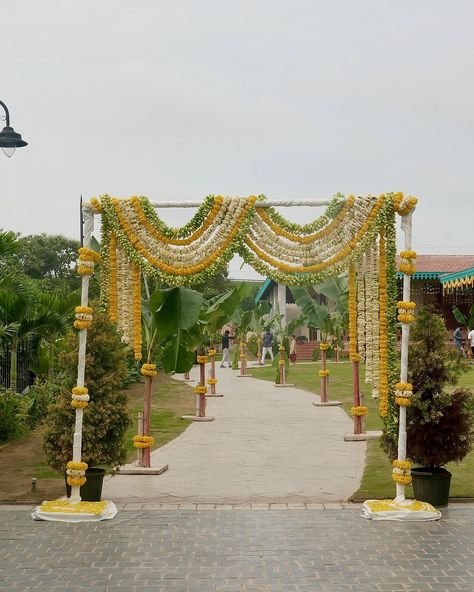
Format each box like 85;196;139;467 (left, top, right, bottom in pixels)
453;325;466;357
260;328;274;365
220;330;232;368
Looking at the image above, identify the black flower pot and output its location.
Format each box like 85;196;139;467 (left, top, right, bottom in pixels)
65;467;106;501
411;467;452;508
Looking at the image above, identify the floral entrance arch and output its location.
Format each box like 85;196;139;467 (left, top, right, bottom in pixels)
35;192;442;521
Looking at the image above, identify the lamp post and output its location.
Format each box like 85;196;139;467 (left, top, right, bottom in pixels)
0;100;28;158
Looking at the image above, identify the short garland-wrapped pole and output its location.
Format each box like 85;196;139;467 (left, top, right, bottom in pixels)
206;347;222;397
348;262;367;433
139;363;157;468
182;355;214;422
274;343;294;388
313;343;341;407
136;411;144;467
320;344;328;402
237;341;251;377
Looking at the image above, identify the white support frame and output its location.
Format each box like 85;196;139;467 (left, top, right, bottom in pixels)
77;196;415;506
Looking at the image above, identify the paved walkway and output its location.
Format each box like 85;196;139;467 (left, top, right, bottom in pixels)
102;364;365;505
2;505;474;591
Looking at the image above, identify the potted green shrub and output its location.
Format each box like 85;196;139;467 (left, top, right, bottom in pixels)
405;307;473;507
42;310;130;501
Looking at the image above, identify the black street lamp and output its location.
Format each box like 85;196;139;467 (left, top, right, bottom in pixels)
0;100;28;158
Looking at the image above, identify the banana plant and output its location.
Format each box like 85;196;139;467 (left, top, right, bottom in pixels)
143;286;203;373
290;287;335;342
139;286;203;466
453;304;474;331
199;283;249;350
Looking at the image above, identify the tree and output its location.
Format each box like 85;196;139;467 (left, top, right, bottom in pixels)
0;289;66;392
15;234;81;290
33;290;80;377
382;307;472;466
185;267;231;300
0;229;20;260
42;310;130;473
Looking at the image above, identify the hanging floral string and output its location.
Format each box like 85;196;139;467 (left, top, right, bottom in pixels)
378;231;389;417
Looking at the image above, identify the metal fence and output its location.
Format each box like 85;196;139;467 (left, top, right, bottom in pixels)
0;354;33;393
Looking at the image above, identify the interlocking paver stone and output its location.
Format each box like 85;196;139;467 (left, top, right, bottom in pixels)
1;507;473;591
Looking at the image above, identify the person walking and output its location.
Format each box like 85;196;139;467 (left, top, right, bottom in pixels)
260;328;274;365
220;330;232;368
289;334;297;365
453;325;466;357
468;326;474;362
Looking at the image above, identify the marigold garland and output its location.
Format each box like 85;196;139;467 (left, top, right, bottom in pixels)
207;378;217;385
319;370;329;378
348;263;358;363
378;231;389;417
197;355;208;364
351;406;368;416
74;305;93;330
319;342;330;351
133;435;155;448
66;460;88;487
141;363;157;377
208;349;217;356
256;195;354;244
393;459;411;470
393;192;418;216
395;382;413;406
392;459;412;485
397;301;416;323
40;500;107;515
194;386;208;395
108;233;118;322
71;386;90;408
132;263;142;360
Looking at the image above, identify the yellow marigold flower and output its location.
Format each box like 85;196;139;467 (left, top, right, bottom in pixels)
72;386;88;395
351;406;368;416
71;399;89;409
392;460;411;470
67;461;88;471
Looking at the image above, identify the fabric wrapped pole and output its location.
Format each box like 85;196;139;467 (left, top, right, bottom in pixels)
395;211;413;503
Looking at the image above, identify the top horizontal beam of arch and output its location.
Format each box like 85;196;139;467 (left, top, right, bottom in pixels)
84;199;333;211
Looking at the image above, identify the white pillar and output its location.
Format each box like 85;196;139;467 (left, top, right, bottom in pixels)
394;211;413;503
277;283;287;328
70;207;94;502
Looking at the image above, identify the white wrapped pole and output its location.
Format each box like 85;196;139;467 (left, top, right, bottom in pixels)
394;211;413;503
70;208;94;501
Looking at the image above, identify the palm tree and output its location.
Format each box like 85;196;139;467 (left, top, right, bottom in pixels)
34;290;80;377
0;290;66;392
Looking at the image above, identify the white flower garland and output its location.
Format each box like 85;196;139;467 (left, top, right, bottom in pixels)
364;243;380;398
117;245;134;345
356;254;366;362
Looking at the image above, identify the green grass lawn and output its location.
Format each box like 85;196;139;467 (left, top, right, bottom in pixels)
0;373;196;502
249;360;474;500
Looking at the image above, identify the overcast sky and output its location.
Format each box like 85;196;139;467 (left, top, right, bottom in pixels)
2;1;473;279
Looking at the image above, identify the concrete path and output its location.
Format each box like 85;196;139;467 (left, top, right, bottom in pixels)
102;364;366;504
